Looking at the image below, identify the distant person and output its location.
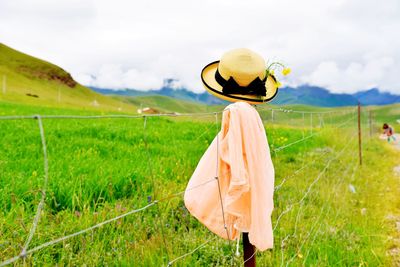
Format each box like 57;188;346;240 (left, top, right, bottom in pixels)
382;123;396;142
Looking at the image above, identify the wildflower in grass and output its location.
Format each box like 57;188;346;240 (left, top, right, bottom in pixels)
361;208;367;216
349;184;356;193
297;253;303;258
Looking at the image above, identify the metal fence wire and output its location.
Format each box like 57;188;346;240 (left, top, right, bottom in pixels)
0;107;358;266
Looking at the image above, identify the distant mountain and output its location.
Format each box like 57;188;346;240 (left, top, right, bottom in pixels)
273;86;400;106
90;79;229;106
92;81;400;107
353;89;400;105
271;85;359;107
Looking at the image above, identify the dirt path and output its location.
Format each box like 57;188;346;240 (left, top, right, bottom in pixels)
386;133;400;265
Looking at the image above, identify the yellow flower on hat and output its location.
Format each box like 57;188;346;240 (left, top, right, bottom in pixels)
282;68;291;76
276;81;282;88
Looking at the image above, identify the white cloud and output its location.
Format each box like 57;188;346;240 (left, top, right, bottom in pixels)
83;64;164;91
302;57;397;93
0;0;399;93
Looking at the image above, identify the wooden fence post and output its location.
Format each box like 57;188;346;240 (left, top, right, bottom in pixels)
271;110;274;123
369;110;372;138
358;102;362;165
243;232;256;266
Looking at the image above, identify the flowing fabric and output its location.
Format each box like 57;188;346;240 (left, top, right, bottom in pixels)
184;101;275;251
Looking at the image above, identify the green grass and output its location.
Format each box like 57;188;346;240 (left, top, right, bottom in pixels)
369;103;400;130
114;95;222;114
0;101;399;266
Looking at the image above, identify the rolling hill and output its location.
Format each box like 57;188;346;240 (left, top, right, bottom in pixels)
0;43;136;112
114;94;222;114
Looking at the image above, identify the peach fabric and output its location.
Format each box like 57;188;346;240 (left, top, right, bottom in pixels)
184;101;275;251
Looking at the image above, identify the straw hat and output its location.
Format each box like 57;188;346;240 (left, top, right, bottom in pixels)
201;48;279;104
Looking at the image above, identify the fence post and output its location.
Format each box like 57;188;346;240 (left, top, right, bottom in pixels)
369;110;372;138
243;232;256;267
358;102;362;165
271;110;274;123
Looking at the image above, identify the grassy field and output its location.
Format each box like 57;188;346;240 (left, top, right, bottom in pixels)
113;95;221;114
0;100;400;266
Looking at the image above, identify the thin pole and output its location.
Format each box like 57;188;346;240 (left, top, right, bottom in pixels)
358;102;362;165
369;110;372;138
319;114;323;128
243;233;256;267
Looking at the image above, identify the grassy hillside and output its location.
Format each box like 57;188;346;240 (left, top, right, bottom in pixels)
116;94;350;116
0;43;136;112
370;103;400;125
115;94;223;113
0;102;399;266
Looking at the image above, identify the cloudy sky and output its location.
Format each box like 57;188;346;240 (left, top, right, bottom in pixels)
0;0;399;94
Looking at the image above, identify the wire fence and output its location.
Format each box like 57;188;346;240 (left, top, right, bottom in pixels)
0;106;359;266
